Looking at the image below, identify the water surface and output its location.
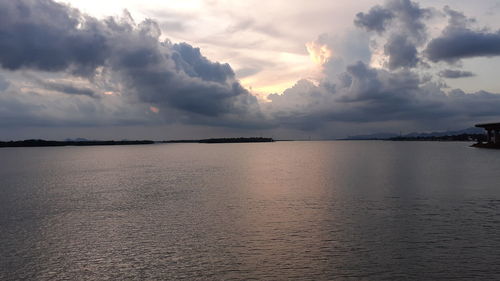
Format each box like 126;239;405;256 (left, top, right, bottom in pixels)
1;141;500;280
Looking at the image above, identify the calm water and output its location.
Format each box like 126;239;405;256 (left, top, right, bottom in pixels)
1;141;500;280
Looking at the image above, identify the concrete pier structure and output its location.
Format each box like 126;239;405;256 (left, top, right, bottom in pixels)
474;122;500;148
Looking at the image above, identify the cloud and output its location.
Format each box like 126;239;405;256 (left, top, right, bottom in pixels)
305;41;332;65
355;0;430;42
109;33;261;121
309;30;371;78
425;6;500;62
171;42;235;83
0;85;155;128
0;0;110;76
425;30;500;63
225;18;283;38
0;0;262;129
235;67;261;78
159;20;186;32
1;0;500;139
0;74;9;91
354;5;394;33
354;0;431;70
37;80;99;98
438;69;475;79
264;61;500;131
268;3;500;133
143;9;194;32
384;34;419;69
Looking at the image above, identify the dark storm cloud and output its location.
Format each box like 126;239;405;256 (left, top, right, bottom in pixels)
425;6;500;62
425;30;500;62
355;0;430;42
354;0;431;69
265;61;500;130
354;5;394;33
0;0;109;76
0;0;262;127
386;0;430;42
171;43;235;83
106;24;261;120
384;35;419;69
37;80;98;98
0;86;156;128
438;69;475;79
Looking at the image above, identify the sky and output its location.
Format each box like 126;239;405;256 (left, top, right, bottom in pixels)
1;0;500;140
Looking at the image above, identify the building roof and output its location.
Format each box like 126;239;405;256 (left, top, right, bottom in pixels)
475;122;500;129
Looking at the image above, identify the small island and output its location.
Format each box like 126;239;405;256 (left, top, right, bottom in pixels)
164;137;274;144
0;139;155;148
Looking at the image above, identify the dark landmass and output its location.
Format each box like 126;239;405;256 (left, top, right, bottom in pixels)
200;137;274;143
342;127;485;141
402;127;483;138
389;133;485;142
341;133;399;140
0;139;155;147
163;137;274;144
1;137;274;147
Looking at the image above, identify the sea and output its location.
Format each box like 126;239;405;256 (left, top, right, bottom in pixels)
1;141;500;280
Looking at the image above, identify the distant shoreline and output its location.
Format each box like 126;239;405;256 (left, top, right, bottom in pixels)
2;137;486;148
0;140;155;148
0;137;275;148
162;137;274;144
340;133;484;142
